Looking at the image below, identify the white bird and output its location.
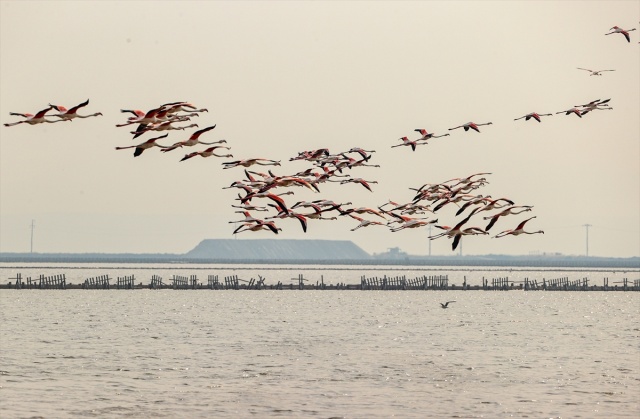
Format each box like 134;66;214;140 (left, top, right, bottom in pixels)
577;68;615;76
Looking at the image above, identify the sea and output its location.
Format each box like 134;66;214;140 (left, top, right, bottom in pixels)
1;263;638;418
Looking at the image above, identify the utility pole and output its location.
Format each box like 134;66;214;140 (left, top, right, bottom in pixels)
30;220;35;253
582;224;591;256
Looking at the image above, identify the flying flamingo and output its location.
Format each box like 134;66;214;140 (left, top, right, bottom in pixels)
131;120;198;139
429;208;481;250
577;68;615;76
348;214;386;231
414;128;450;141
115;133;170;157
180;146;232;161
233;219;281;235
222;158;282;169
493;216;544;238
48;99;103;120
392;136;422;151
514;112;553;123
116;106;165;127
339;177;378;192
448;121;493;133
161;125;224;152
265;206;308;233
577;99;612;115
4;105;68;127
388;213;438;232
605;26;636;43
483;205;533;231
556;107;583;118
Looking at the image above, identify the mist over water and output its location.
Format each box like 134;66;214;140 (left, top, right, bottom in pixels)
1;264;639;418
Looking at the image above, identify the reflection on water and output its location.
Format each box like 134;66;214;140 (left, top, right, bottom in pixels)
0;264;639;418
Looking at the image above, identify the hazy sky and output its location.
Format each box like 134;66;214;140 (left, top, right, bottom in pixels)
1;1;639;257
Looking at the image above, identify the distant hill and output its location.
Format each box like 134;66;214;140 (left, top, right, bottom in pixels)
184;239;371;261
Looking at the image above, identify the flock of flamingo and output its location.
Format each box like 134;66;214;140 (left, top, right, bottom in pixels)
3;25;635;251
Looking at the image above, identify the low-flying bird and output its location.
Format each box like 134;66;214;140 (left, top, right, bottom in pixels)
577;68;615;76
440;301;455;309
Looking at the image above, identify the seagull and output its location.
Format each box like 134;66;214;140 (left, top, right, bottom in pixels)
440;301;456;309
577;68;615;76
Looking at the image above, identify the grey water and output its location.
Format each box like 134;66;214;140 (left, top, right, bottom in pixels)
1;264;639;418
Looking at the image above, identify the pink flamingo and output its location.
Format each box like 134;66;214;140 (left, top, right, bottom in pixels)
48;99;102;120
391;136;421;151
414;128;450;140
483;205;533;231
514;112;553;123
222;158;282;169
348;214;386;231
448;121;493;133
339;177;378;192
605;26;636;43
4;105;68;127
493;216;544;238
180;146;232;161
161;125;224;152
115;134;170;157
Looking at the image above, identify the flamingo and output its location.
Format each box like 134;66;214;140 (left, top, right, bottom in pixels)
222;158;282;169
448;121;493;133
514;112;553;123
231;203;269;212
239;191;293;214
116;106;165;127
161;101;209;114
347;147;376;159
578;99;612;115
131;120;198;139
493;216;544;238
414;128;450;141
556;107;583;118
577;68;615;76
4;105;68;127
339;178;378;192
340;207;388;219
265;206;308;233
429;207;481;250
180;146;232;161
388;214;438;232
228;211;263;225
348;214;386;231
605;26;636;43
391;136;422;151
115;133;170;157
233;219;281;235
48;99;102;120
161;125;223;152
483;205;533;231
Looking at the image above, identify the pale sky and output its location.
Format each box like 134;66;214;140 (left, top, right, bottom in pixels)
1;1;639;258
